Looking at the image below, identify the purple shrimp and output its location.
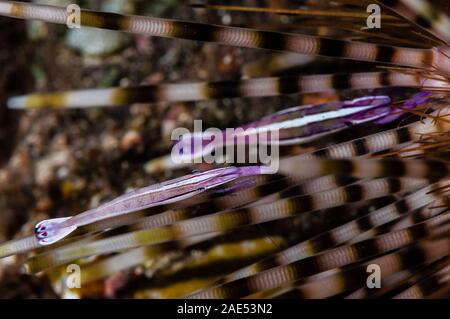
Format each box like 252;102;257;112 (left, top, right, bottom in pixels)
172;95;393;161
34;165;273;245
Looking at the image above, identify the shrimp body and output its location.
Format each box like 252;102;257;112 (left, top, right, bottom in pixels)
34;166;271;245
173;95;392;162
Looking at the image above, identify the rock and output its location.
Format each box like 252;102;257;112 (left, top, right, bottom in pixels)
65;27;128;57
65;0;134;56
34;150;73;186
121;130;142;151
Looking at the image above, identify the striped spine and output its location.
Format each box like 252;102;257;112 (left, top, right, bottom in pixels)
272;238;450;298
393;263;450;299
0;1;448;73
206;183;446;285
70;200;380;286
7;72;449;109
378;0;450;43
23;177;431;273
188;213;449;299
278;157;449;180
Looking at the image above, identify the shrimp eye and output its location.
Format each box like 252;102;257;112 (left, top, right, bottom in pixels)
35;223;47;233
35;230;48;240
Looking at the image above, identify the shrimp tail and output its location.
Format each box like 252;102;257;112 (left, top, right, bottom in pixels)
34;217;77;245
